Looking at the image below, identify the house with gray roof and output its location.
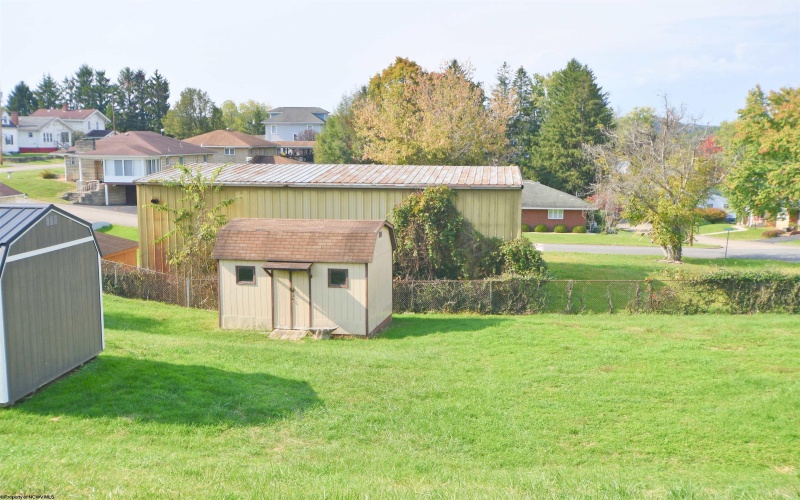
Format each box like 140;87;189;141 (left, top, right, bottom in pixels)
263;107;328;142
521;180;596;231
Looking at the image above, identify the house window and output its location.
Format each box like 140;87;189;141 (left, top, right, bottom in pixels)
270;125;277;134
548;209;564;220
224;148;235;155
28;132;33;138
293;133;298;140
4;135;12;145
328;269;349;288
112;159;133;176
70;157;76;166
236;266;255;284
60;132;70;143
43;133;53;142
87;122;91;130
203;155;208;162
307;125;312;130
146;159;161;175
165;157;171;167
179;156;185;165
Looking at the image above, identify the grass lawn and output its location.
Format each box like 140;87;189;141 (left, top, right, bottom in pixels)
96;224;138;241
696;223;737;235
544;252;800;281
705;227;777;241
2;168;72;204
778;239;800;246
1;296;798;497
525;230;719;248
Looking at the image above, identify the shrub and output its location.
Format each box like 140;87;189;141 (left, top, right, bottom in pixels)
553;224;567;233
521;223;531;233
689;270;800;313
500;237;547;276
762;229;784;238
572;225;587;233
695;207;727;223
40;169;57;179
533;224;548;233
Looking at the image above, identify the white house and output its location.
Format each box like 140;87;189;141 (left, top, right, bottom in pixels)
703;193;736;221
30;107;110;136
1;111;19;154
16;116;74;153
263;107;328;142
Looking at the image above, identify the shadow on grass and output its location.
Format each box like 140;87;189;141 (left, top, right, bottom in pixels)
104;311;166;334
383;315;509;339
16;355;319;426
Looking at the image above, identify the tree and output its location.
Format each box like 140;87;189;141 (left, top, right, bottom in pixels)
151;164;237;278
6;82;37;115
721;85;800;224
507;67;546;169
295;129;318;141
530;59;614;195
367;56;424;97
587;100;727;262
219;100;270;135
354;61;512;165
220;100;240;130
162;88;222;139
314;92;364;163
34;74;62;109
146;70;171;132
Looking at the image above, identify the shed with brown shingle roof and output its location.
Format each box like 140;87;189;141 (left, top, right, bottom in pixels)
213;218;395;337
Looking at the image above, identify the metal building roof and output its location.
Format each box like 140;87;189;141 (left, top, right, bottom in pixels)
0;205;51;245
136;163;523;190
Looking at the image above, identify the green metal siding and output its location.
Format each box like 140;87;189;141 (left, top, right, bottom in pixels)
8;212;92;255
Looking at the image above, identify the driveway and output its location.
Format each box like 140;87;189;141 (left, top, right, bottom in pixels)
26;198;138;227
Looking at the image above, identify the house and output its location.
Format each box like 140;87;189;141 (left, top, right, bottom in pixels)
61;131;215;206
0;204;104;405
213;218;395;337
30;106;111;137
183;130;280;164
521;180;596;231
1;111;19;154
0;183;24;203
16;116;74;153
263;107;328;142
95;232;138;266
136;163;522;271
703;192;736;221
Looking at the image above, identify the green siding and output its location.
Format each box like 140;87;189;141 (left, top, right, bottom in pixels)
9;212;93;256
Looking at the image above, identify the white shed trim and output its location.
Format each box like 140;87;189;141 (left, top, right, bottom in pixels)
6;236;95;263
0;246;7;404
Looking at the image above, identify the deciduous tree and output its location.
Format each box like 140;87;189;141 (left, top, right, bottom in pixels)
162;88;222;139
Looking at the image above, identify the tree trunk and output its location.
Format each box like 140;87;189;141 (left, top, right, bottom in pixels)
660;243;683;263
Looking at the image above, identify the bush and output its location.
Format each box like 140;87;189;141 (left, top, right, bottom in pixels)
572;225;587;233
695;207;727;223
762;229;784;238
689;270;800;313
521;223;531;233
500;237;547;276
553;224;567;233
40;169;57;179
533;224;548;233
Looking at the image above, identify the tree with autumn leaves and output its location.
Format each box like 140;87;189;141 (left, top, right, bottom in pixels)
720;86;800;225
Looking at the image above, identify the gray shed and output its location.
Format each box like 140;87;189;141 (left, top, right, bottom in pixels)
0;204;104;405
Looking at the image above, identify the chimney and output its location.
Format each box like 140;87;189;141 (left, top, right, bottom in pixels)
62;103;68;111
75;138;96;152
10;112;19;126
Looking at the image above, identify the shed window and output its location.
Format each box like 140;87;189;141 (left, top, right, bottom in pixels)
236;266;255;284
328;269;348;288
548;209;564;220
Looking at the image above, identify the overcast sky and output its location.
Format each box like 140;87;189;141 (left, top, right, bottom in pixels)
1;0;798;124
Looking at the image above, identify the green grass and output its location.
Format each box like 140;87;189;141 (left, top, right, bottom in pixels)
778;239;800;246
2;168;72;204
544;252;800;281
525;230;719;248
697;223;737;234
1;296;799;497
96;224;139;242
706;227;776;241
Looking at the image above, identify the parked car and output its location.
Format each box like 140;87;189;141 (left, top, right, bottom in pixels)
725;214;737;223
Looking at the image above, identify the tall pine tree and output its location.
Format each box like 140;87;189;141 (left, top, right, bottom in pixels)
146;70;170;132
529;59;613;195
34;74;62;109
6;82;37;115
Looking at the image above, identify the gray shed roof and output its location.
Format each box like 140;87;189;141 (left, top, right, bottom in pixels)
521;181;596;210
136;163;523;189
263;107;329;124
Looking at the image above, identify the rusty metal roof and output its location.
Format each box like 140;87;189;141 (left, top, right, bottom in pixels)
136;163;522;189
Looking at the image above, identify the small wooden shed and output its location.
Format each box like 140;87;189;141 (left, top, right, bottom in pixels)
0;204;104;405
95;232;138;266
212;218;395;337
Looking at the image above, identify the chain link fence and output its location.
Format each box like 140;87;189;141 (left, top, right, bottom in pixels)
101;260;218;310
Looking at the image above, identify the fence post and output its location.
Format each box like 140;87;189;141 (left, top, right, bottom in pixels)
489;280;493;313
186;277;191;308
410;282;415;311
114;262;118;288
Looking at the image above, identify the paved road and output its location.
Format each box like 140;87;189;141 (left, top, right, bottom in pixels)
1;162;64;173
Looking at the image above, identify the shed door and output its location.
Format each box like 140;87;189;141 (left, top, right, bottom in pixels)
292;272;311;330
273;270;292;329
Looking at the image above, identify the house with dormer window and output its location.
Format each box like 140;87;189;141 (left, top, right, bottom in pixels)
263;107;328;142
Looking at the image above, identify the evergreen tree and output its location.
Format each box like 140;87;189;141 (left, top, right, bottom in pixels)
6;81;37;115
529;59;613;195
73;64;96;109
145;70;170;132
495;62;513;102
315;92;363;163
91;69;115;112
61;76;76;109
115;67;136;131
34;74;62;109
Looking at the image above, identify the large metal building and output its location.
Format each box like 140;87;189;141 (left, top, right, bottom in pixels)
135;163;523;271
0;205;104;406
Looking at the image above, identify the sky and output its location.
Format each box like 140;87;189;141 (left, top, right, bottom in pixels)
1;0;798;125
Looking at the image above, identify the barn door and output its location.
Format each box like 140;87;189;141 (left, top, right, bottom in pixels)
292;272;311;330
273;270;292;329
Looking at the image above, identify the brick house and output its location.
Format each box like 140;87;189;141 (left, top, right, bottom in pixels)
521;180;596;231
183;130;289;164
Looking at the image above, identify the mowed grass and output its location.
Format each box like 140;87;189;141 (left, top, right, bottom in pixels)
96;224;138;241
542;252;800;281
2;168;72;204
525;230;719;248
1;296;799;497
697;223;737;234
706;227;777;241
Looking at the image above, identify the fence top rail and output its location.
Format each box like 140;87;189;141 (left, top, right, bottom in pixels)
393;279;694;284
